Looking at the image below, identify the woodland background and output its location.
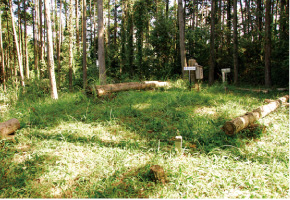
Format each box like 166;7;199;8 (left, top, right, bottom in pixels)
0;0;289;97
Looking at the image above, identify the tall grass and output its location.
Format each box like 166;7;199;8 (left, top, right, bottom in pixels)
0;80;288;198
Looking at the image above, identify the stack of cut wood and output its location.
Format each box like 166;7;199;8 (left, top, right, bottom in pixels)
87;81;170;97
222;95;289;136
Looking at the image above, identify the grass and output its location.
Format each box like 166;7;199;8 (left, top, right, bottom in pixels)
0;80;289;198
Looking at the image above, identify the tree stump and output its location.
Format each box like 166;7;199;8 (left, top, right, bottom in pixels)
0;118;21;139
149;165;167;184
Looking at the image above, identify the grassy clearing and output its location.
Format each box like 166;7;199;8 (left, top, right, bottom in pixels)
0;80;289;198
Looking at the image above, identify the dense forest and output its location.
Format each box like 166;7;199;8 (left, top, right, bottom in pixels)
0;0;289;99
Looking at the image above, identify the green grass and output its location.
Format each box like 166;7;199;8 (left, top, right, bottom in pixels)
0;80;289;198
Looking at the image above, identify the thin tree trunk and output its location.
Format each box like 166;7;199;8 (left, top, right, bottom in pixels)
44;0;58;99
264;0;272;87
76;0;80;52
68;0;73;91
178;0;187;78
233;0;238;84
107;0;110;47
39;0;44;76
209;0;216;85
9;0;25;87
0;12;6;91
227;0;231;56
57;0;62;87
83;0;87;89
34;0;40;78
113;0;117;46
24;0;29;79
98;0;106;85
256;0;262;40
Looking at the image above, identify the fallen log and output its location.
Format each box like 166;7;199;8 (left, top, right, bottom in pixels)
0;118;21;139
222;95;289;136
88;81;170;97
236;87;269;93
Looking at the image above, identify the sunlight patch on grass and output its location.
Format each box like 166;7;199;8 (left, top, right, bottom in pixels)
133;103;151;110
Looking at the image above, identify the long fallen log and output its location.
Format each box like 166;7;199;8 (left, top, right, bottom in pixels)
87;81;170;97
222;95;289;136
235;87;269;93
0;118;21;139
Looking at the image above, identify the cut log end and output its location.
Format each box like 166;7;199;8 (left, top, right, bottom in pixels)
222;122;236;136
0;118;20;139
149;165;167;184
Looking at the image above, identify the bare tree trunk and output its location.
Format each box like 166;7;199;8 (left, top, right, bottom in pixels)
233;0;238;84
209;0;216;85
44;0;58;99
9;0;25;87
76;0;80;52
83;0;87;89
24;0;29;79
0;12;6;91
57;0;62;87
34;0;40;78
265;0;272;87
68;0;73;91
98;0;106;85
39;0;44;73
113;0;117;46
178;0;187;78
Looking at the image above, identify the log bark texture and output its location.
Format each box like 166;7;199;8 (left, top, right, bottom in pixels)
0;118;20;139
88;81;169;96
222;95;289;136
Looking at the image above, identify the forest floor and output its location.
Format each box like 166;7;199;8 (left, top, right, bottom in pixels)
0;80;289;198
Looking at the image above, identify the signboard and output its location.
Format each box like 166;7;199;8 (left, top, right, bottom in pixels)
184;66;196;71
221;68;231;73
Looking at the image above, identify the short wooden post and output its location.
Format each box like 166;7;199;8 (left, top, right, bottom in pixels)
175;136;182;153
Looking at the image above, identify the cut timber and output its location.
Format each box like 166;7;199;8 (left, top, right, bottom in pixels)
0;118;21;139
88;81;170;97
149;165;167;184
222;95;289;136
236;87;269;93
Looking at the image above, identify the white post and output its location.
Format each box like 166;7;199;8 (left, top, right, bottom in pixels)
175;136;182;153
222;71;226;83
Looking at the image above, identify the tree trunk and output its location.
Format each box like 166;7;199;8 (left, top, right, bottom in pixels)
0;12;6;91
34;0;40;78
83;0;87;89
98;0;106;85
76;0;80;52
264;0;272;87
209;0;215;85
88;81;169;97
44;0;58;99
256;0;262;40
39;0;44;74
178;0;187;78
57;0;62;87
0;118;21;139
222;95;289;136
9;0;25;87
226;0;231;57
233;0;238;84
24;0;29;79
68;0;73;91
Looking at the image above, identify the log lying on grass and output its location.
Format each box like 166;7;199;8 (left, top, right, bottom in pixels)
222;95;289;136
235;87;269;93
88;81;170;97
0;118;20;139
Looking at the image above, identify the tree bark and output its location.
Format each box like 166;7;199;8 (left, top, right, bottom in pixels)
57;0;62;87
98;0;106;85
24;0;29;79
83;0;87;89
264;0;272;87
44;0;58;99
0;118;20;139
9;0;25;87
222;95;289;136
178;0;187;78
68;0;73;91
33;0;40;78
0;12;6;91
209;0;216;85
76;0;80;52
88;81;169;97
39;0;44;74
233;0;238;84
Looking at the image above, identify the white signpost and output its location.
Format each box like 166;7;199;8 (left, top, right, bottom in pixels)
221;68;231;83
184;66;196;71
